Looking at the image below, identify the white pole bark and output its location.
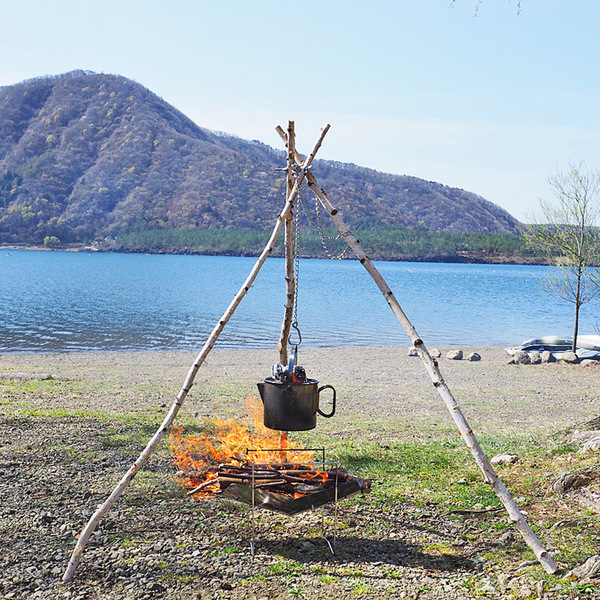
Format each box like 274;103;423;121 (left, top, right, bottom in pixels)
63;125;330;583
278;120;297;365
275;124;558;574
277;120;297;452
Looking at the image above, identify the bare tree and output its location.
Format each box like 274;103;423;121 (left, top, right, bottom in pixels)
525;163;600;351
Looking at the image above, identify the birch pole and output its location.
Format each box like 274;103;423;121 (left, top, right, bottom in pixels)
276;124;558;574
277;120;297;365
63;124;330;583
277;120;297;452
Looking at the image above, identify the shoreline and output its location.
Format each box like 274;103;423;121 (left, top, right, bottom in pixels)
1;244;550;265
1;344;597;438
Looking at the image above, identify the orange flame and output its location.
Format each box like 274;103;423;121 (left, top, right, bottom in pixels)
170;396;315;497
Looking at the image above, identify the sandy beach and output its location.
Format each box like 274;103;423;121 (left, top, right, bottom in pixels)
1;345;599;599
1;344;598;437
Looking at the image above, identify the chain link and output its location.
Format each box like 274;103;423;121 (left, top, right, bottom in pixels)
288;166;351;346
292;167;302;330
295;172;350;260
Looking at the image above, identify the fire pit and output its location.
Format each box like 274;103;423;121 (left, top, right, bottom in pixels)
170;399;372;515
186;457;371;515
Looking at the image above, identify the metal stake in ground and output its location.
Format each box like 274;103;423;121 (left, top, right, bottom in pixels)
275;123;558;575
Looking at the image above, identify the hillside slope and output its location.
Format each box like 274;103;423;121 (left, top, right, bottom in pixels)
0;71;521;244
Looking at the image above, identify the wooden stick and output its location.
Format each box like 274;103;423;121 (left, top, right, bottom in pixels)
254;480;288;489
276;120;295;455
186;479;220;495
62;125;331;583
278;120;296;365
275;124;558;575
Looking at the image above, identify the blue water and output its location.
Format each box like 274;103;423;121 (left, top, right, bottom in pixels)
0;250;598;352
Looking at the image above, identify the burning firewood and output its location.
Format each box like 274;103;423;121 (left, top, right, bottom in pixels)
184;463;367;499
170;398;371;512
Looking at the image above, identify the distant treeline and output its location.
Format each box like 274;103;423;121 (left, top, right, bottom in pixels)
111;226;544;263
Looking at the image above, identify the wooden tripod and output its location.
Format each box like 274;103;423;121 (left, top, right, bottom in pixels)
63;121;556;582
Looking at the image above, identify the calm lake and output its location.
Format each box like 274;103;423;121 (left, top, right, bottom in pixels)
1;249;598;352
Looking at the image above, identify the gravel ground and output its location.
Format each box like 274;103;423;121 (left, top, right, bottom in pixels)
1;345;599;599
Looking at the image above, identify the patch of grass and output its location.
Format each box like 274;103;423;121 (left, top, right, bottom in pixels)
0;378;66;392
323;437;500;510
349;579;372;595
384;570;403;580
548;442;579;456
422;541;459;556
268;560;303;576
293;428;600;577
341;567;363;577
210;543;239;557
240;574;267;584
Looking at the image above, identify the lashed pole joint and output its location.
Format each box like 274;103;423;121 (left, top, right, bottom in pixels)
275;124;557;574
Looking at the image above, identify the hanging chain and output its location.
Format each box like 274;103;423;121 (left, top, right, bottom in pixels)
290;166;302;341
293;183;301;326
295;170;350;260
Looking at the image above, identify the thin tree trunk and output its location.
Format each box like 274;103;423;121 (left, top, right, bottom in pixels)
63;124;330;583
573;302;581;352
275;124;558;574
572;266;582;351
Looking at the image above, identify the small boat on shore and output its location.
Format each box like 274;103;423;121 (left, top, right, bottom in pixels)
505;335;600;361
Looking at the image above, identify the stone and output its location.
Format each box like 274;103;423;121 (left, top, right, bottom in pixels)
477;580;496;595
578;435;600;454
562;351;579;364
491;453;519;465
498;531;516;546
446;349;463;360
519;585;533;599
497;573;513;592
430;348;442;358
407;348;418;357
580;359;598;367
535;580;546;596
508;350;530;365
568;429;600;443
566;554;600;580
529;351;541;364
466;352;480;361
541;350;556;363
546;466;598;496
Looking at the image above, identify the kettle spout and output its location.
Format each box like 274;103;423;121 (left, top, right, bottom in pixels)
257;382;265;403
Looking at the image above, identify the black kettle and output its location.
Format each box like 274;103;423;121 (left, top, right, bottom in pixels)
257;375;336;431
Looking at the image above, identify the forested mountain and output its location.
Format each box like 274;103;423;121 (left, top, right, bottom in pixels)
0;71;521;246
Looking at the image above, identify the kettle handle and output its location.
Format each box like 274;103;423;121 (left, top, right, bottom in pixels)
317;384;336;418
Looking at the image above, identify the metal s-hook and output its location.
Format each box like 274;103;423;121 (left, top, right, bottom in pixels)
287;321;302;376
288;320;302;347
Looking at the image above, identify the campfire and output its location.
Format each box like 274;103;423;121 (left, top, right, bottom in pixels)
170;397;371;514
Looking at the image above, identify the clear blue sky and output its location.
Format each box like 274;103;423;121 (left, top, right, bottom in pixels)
2;0;599;221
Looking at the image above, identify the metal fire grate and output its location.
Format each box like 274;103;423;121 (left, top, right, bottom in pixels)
220;448;370;556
